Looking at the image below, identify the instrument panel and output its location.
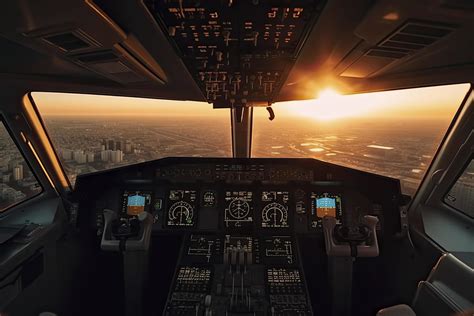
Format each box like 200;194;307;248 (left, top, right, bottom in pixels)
76;158;402;315
115;186;381;236
77;156;403;258
82;158;402;237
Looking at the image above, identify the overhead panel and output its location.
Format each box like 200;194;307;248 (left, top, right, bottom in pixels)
144;0;324;108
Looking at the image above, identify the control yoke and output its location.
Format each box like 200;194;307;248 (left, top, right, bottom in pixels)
100;209;153;316
323;215;379;257
323;215;379;316
101;209;153;251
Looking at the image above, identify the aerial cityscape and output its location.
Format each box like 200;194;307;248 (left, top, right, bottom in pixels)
2;111;471;211
0;124;42;210
43;115;451;195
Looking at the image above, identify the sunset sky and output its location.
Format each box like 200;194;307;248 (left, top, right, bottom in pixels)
33;83;470;121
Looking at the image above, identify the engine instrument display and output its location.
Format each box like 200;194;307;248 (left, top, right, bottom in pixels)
202;190;217;207
224;191;254;228
167;190;197;227
121;191;152;216
261;191;289;228
262;236;294;265
310;193;343;228
186;235;222;264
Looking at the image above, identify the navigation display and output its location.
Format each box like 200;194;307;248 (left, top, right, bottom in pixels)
224;191;254;228
260;191;289;228
310;193;343;228
122;191;152;216
167;190;197;227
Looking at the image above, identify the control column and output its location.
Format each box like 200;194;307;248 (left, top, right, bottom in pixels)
101;209;153;316
323;215;379;316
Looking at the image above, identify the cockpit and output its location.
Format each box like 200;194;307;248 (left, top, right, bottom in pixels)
0;1;473;316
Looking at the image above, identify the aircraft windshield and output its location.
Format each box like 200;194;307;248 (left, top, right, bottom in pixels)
32;93;231;186
253;84;470;195
33;83;469;194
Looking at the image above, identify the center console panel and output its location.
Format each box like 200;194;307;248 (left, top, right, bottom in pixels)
166;234;311;315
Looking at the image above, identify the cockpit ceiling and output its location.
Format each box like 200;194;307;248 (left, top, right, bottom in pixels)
0;0;473;102
144;0;324;108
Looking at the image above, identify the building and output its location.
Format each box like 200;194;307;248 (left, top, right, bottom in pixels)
86;153;95;163
0;183;26;202
62;149;73;160
107;139;115;151
74;150;87;164
116;140;124;151
13;165;23;181
111;150;123;163
125;141;132;153
2;174;11;183
101;150;111;162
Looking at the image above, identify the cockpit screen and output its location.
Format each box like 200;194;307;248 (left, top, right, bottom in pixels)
261;191;289;228
167;190;197;227
310;193;342;228
122;191;152;216
224;191;253;228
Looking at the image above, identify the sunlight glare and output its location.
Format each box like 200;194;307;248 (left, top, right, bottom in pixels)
281;87;380;121
272;84;470;122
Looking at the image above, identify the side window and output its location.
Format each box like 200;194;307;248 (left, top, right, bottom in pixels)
0;121;43;211
444;159;474;217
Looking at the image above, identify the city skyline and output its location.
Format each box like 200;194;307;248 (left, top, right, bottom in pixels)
41;115;451;196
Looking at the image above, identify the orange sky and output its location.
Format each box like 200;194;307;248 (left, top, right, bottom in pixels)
33;83;470;121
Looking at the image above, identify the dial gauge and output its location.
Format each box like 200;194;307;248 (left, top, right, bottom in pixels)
228;198;250;219
224;191;253;228
167;189;197;227
168;201;194;226
262;202;288;228
260;191;289;228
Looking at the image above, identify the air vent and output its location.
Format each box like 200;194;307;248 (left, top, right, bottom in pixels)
380;41;425;51
366;49;408;59
42;31;92;52
341;21;457;78
74;50;118;63
89;61;145;83
364;21;456;61
379;21;456;54
72;47;151;84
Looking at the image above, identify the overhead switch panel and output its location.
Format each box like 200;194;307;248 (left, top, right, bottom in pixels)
145;0;324;107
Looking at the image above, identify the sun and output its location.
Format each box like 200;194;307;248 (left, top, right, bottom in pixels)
276;88;387;121
278;88;375;121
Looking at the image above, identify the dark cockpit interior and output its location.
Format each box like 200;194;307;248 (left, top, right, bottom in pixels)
0;1;473;316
